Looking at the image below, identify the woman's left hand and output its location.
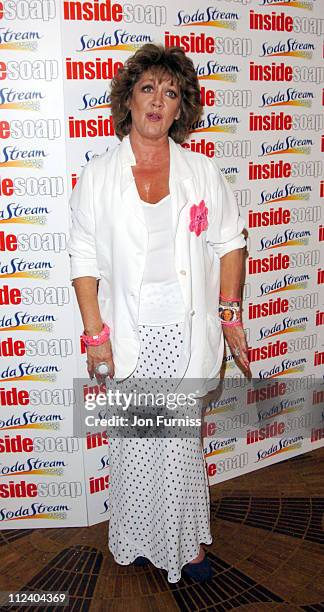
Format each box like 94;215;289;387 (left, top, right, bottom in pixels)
222;325;251;377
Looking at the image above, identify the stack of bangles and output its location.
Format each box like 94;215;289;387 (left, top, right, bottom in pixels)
218;294;243;327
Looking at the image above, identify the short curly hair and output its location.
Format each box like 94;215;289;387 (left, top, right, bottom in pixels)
110;43;202;144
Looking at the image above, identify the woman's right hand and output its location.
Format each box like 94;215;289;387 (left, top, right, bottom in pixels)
86;340;115;382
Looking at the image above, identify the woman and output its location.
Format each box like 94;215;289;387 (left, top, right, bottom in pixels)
68;43;249;583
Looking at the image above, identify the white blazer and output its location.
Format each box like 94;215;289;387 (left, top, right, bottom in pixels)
68;135;246;393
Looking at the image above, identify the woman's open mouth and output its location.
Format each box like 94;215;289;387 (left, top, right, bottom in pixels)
146;113;162;121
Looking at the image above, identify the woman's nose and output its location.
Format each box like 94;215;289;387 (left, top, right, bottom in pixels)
152;90;163;107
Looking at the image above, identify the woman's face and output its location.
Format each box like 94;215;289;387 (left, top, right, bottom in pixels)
128;69;181;141
223;309;233;322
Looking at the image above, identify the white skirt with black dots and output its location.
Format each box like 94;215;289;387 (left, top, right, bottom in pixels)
107;323;213;584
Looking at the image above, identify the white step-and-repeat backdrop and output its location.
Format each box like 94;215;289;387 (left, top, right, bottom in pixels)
0;0;323;527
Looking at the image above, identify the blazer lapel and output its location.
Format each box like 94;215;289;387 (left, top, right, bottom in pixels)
119;135;146;226
169;138;196;236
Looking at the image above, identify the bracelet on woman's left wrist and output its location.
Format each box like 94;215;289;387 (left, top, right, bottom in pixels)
218;298;242;327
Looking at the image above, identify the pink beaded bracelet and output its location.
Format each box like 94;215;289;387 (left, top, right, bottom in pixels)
81;323;110;347
220;294;242;302
221;320;243;328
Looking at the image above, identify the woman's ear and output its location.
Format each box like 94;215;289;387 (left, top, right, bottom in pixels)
123;93;131;112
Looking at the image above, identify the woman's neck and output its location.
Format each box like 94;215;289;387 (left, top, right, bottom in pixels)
129;132;170;167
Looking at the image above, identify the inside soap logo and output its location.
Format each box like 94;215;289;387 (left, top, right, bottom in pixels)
175;8;239;30
311;423;324;443
0;502;69;522
0;411;64;432
0;28;42;51
0;118;61;141
0;386;74;408
259;0;315;11
260;87;314;108
0;311;55;333
2;59;59;82
0;480;82;500
79;90;111;111
259;136;313;156
258;228;310;251
0;336;72;358
293;16;324;36
196;60;239;82
260;38;314;59
0;87;45;111
258;183;312;205
0;1;56;21
0;230;66;254
0;175;63;198
0;362;59;383
192;112;239;134
256;435;303;463
206;451;248;477
165;32;251;56
258;315;308;340
77;29;152;52
0;457;66;478
0;285;69;308
0;146;47;169
63;1;167;26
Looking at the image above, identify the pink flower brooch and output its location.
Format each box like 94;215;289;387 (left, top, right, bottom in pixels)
189;200;208;237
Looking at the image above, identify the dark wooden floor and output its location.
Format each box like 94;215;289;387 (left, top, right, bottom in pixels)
1;447;323;611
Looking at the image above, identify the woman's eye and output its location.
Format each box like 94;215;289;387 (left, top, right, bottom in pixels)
167;90;177;98
142;85;153;92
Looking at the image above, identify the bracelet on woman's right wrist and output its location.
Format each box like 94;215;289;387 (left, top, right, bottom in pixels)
81;322;110;346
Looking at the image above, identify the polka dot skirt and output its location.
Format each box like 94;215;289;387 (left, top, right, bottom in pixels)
107;323;213;584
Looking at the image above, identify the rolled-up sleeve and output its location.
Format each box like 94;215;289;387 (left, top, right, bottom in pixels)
205;158;246;258
67;162;101;281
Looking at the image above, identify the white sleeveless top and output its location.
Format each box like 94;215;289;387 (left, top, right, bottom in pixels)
138;194;186;325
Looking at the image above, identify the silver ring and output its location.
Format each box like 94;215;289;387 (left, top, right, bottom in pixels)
234;347;241;357
94;362;110;377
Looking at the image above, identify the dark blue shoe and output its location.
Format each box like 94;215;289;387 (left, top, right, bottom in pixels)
133;556;150;567
182;555;213;582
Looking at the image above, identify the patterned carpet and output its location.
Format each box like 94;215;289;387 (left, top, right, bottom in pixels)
1;447;323;611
